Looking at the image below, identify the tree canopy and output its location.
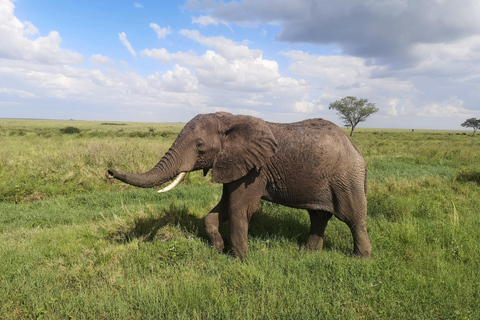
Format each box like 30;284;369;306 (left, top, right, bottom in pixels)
461;118;480;136
328;96;379;136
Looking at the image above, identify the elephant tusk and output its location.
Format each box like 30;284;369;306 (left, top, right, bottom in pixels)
157;172;187;193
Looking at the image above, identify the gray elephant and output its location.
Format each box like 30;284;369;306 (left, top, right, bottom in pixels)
106;112;371;260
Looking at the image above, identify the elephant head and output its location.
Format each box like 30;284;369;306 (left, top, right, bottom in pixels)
106;112;278;190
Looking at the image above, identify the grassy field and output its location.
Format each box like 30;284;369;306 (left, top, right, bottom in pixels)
1;119;479;319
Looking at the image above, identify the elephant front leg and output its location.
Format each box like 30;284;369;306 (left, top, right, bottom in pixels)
306;210;332;251
226;174;264;260
229;214;250;260
205;187;229;253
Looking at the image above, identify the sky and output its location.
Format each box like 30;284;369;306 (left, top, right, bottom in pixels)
1;0;480;130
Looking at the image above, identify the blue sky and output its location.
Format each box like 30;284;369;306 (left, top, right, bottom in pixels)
1;0;480;129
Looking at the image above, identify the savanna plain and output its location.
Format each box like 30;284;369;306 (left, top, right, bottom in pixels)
0;118;479;319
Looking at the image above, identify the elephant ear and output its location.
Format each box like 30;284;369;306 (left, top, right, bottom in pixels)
212;115;278;184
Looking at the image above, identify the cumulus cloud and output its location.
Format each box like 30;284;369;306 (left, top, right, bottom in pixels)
0;58;203;110
134;3;143;9
418;98;473;119
150;23;172;39
408;35;480;78
284;51;372;90
139;29;314;115
140;48;174;64
90;54;114;65
22;21;38;36
148;65;198;93
284;50;414;99
119;32;137;58
185;50;280;92
0;0;82;65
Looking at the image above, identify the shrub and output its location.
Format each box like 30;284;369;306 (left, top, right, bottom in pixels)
60;126;81;134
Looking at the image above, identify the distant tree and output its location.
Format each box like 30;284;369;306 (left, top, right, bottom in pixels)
328;96;379;136
461;118;480;136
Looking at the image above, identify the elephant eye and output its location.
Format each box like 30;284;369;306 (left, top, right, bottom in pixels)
196;142;205;148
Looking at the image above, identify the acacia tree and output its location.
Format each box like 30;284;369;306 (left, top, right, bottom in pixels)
461;118;480;136
328;96;379;136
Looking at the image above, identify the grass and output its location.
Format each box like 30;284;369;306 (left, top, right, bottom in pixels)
1;119;479;319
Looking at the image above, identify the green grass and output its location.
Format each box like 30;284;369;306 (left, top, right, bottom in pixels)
1;119;479;319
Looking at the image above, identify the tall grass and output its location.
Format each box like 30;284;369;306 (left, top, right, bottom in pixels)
1;120;479;319
0;120;185;203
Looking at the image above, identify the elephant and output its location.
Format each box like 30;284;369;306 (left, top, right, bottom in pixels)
106;112;372;260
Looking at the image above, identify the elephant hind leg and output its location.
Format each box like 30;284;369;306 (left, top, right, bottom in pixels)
306;210;332;251
348;221;371;257
332;187;372;257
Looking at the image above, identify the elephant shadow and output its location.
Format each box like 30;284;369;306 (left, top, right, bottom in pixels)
105;202;336;252
103;204;204;244
247;203;311;246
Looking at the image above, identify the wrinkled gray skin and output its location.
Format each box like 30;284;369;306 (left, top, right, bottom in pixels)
107;112;371;260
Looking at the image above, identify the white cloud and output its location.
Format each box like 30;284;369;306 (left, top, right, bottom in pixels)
140;30;312;114
188;49;282;92
119;32;137;58
294;98;322;114
0;87;36;98
90;54;114;65
149;31;281;92
408;35;480;78
284;51;372;89
0;0;82;65
134;3;143;9
150;23;172;39
180;30;261;60
23;21;38;36
192;15;220;27
148;65;198;93
385;99;399;116
0;58;203;108
418;98;473;119
140;48;173;64
283;50;416;107
191;15;232;31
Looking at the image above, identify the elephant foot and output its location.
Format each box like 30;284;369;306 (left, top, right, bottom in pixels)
351;226;372;258
352;242;372;258
352;248;371;258
206;230;225;253
306;234;324;251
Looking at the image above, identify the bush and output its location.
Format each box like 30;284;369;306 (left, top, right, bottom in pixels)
60;126;81;134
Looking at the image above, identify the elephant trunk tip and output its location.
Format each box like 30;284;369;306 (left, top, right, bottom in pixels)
106;169;115;179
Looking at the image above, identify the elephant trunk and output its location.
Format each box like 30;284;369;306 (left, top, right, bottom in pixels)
106;149;182;189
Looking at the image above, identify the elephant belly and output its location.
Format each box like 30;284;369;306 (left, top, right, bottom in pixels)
262;174;334;212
